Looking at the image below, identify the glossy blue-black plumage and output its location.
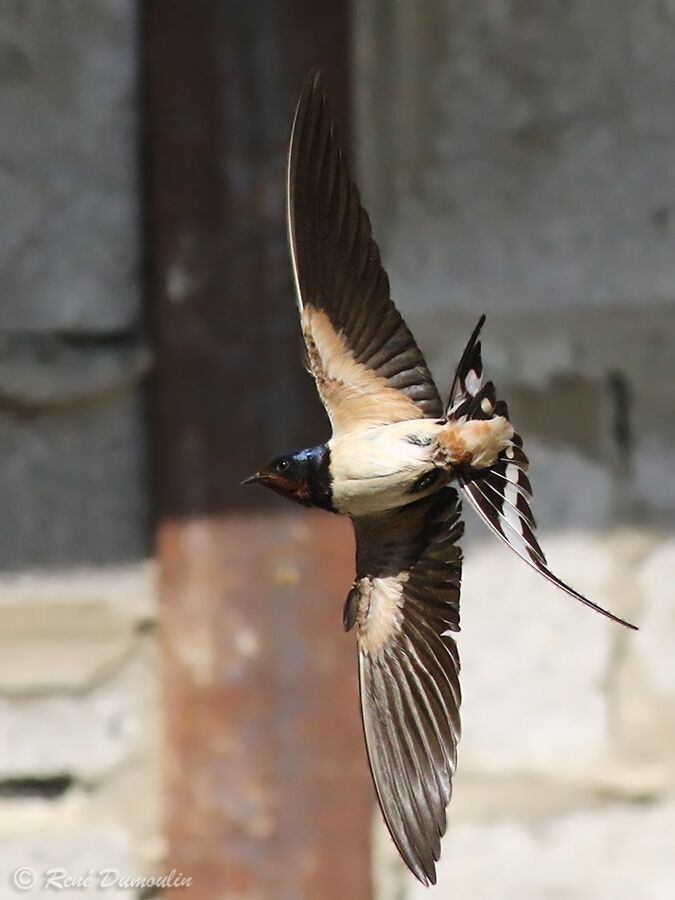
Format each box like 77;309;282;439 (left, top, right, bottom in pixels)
258;444;334;511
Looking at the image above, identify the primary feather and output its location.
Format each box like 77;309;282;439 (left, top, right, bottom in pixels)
350;489;463;886
287;70;443;432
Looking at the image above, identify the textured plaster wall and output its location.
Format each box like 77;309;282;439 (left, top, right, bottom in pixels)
0;0;148;570
356;2;675;898
0;3;159;897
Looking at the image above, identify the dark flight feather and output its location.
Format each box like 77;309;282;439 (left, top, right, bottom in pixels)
348;489;464;885
447;314;486;415
288;71;443;425
449;319;637;630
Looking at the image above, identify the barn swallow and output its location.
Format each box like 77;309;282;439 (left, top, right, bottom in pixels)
245;71;637;886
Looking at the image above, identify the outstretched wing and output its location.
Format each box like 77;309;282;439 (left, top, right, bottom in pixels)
344;488;464;886
287;71;443;434
448;318;636;631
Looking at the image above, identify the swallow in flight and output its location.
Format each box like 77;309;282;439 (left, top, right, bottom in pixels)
244;71;637;886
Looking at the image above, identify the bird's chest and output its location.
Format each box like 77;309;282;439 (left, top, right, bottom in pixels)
328;421;442;516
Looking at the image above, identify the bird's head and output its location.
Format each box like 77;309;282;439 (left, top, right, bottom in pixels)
242;446;333;510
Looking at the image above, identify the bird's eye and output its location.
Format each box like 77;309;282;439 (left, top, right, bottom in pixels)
275;459;290;473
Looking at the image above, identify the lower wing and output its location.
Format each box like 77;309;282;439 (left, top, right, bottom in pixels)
346;488;464;885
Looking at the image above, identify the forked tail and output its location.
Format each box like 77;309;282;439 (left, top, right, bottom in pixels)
448;316;637;631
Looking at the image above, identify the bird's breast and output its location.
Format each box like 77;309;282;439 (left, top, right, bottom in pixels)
328;420;444;516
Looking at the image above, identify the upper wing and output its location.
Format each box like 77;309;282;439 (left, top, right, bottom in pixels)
448;317;637;631
344;488;463;886
287;71;443;434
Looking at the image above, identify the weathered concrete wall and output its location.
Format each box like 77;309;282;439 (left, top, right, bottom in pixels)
0;3;159;897
0;0;141;332
357;2;675;897
0;0;148;570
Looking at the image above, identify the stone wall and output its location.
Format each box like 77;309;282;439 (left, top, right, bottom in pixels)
0;568;160;897
0;3;159;897
357;2;675;898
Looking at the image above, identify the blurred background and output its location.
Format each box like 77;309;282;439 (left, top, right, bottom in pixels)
0;1;674;898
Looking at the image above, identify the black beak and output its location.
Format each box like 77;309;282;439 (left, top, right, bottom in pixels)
241;473;261;486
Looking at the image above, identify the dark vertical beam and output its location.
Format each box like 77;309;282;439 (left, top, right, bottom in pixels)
145;1;350;512
143;3;372;899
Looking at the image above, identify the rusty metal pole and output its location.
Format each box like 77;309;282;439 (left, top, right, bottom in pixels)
143;2;372;898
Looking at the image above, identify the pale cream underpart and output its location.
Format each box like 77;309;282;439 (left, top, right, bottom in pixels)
357;574;408;656
301;306;422;434
329;419;442;516
329;417;514;516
